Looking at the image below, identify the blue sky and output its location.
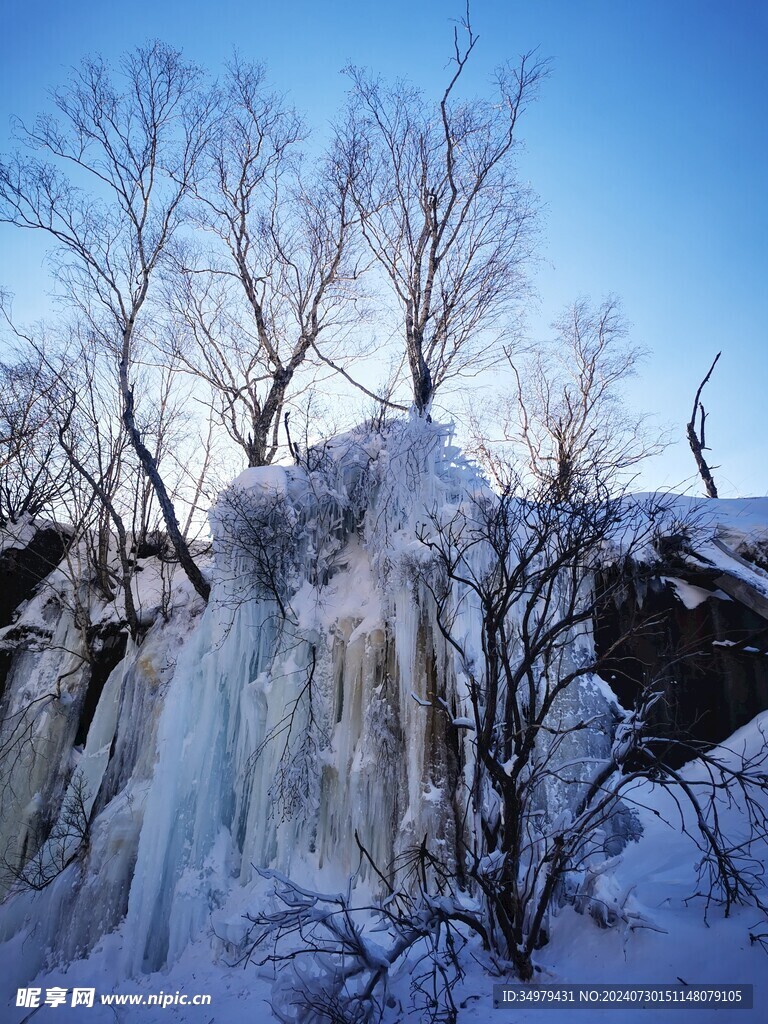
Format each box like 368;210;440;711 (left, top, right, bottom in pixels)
1;1;766;495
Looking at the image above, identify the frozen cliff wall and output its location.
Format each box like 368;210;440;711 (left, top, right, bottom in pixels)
0;422;525;975
122;420;485;973
0;520;117;901
3;425;765;989
0;422;484;977
0;523;204;979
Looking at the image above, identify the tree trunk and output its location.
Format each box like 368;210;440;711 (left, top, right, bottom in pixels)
407;329;433;415
119;349;210;602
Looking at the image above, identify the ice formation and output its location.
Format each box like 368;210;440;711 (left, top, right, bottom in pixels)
3;421;765;992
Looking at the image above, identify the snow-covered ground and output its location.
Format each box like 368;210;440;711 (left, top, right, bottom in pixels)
3;716;766;1023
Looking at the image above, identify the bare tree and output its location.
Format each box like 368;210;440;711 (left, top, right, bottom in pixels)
415;469;659;979
2;768;91;893
51;332;143;637
687;352;721;498
7;317;217;640
0;42;216;599
414;455;766;983
0;343;70;526
497;297;661;499
337;9;545;414
242;849;481;1024
168;60;364;468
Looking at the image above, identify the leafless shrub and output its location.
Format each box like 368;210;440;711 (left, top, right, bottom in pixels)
3;768;91;893
241;835;487;1024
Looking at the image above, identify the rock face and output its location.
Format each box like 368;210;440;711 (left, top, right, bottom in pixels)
0;525;70;629
0;524;71;702
595;502;768;765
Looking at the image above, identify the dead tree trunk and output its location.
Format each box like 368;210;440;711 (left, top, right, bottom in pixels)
687;352;721;498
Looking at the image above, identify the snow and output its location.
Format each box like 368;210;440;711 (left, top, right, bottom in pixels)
629;494;768;549
1;427;767;1021
663;576;732;610
0;514;41;555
